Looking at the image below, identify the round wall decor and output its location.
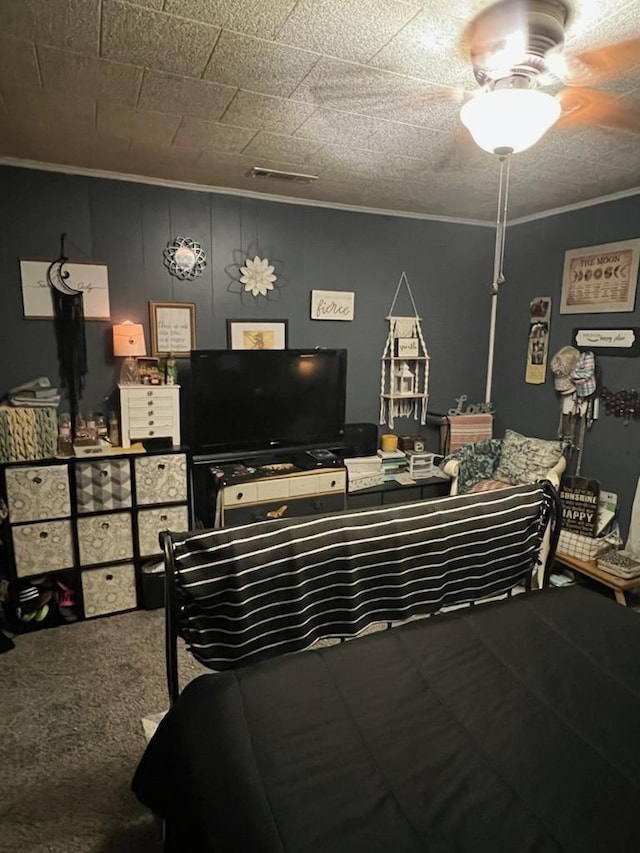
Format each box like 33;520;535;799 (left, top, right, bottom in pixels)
164;236;206;280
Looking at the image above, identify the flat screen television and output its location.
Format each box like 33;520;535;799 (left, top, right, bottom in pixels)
189;349;347;455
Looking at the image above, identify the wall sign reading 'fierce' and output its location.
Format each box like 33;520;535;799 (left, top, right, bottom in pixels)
311;290;355;321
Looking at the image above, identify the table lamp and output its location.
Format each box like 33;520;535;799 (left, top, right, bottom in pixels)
113;321;146;384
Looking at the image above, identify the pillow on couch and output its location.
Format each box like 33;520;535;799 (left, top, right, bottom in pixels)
495;429;563;485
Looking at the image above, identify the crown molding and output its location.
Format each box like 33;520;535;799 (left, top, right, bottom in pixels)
0;157;494;228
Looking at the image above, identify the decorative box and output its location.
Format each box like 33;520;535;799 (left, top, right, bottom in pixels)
347;471;385;493
135;453;188;505
77;511;134;566
5;464;71;523
137;504;190;557
398;435;426;452
81;563;137;617
12;519;74;577
75;458;132;513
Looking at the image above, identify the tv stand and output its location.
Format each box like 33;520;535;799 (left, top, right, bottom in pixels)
190;444;450;529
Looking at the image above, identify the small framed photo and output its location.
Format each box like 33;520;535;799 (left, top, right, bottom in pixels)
396;338;419;358
149;301;196;358
227;320;288;350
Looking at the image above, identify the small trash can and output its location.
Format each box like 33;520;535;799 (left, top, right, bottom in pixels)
141;560;165;610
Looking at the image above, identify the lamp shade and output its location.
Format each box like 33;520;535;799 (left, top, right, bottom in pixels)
113;321;146;357
460;88;561;154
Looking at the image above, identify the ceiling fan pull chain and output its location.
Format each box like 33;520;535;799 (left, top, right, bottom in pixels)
498;154;512;282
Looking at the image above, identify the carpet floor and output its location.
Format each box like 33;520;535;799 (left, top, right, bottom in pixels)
0;609;206;853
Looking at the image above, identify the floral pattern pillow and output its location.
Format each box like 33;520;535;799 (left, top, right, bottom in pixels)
495;429;563;485
444;439;503;494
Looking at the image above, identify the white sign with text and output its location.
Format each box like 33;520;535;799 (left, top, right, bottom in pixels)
20;259;111;320
310;290;355;321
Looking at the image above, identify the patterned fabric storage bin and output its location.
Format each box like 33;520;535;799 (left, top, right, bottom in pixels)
137;505;190;557
75;459;132;513
5;464;71;522
81;563;137;617
77;512;133;566
12;519;74;577
135;454;187;505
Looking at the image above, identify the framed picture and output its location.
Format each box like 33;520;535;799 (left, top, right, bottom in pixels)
227;320;288;350
149;301;196;358
560;238;640;314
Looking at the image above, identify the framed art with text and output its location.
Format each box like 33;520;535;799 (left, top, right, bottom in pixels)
149;301;196;358
560;238;640;314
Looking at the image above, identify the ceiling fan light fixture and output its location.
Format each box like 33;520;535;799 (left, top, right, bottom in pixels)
460;88;561;154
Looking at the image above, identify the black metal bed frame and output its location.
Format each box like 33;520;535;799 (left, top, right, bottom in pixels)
163;480;562;706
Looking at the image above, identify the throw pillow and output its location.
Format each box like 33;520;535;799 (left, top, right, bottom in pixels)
495;429;563;485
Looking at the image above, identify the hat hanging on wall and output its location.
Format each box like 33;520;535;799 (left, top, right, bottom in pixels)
164;236;206;280
550;346;580;394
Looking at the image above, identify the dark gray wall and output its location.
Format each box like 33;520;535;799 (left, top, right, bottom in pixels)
2;165;638;535
0;165;493;448
494;195;640;539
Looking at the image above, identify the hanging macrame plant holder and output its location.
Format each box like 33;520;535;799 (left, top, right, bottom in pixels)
47;233;87;440
379;272;429;429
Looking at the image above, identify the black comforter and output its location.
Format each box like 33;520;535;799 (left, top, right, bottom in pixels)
133;585;640;852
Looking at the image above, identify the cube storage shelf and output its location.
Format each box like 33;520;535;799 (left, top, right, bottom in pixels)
0;449;190;631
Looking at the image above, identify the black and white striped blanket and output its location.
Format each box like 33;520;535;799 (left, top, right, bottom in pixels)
165;482;556;673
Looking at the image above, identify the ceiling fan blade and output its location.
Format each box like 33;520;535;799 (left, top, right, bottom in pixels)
556;87;640;134
561;39;640;86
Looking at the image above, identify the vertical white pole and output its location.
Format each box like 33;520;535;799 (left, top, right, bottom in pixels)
485;288;499;405
484;151;512;406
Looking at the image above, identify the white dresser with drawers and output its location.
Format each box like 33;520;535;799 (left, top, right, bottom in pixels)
119;384;181;448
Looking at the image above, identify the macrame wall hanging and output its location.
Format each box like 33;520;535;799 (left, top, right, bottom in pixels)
46;233;87;439
379;271;429;429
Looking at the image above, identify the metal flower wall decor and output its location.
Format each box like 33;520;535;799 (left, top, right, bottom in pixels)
164;236;206;281
240;255;277;297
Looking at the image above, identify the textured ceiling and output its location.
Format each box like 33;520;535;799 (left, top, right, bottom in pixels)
0;0;639;222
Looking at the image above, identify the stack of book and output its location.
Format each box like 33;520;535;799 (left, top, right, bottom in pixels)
377;448;408;481
343;456;384;492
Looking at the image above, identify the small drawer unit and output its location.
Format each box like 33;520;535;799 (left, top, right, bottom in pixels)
12;519;74;577
81;563;137;617
137;504;190;557
119;384;181;448
5;464;71;522
75;458;132;513
77;511;133;566
221;469;347;525
135;453;188;505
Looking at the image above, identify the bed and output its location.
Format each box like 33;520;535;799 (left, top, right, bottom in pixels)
133;482;640;852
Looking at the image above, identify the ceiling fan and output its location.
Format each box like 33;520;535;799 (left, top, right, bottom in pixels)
456;0;640;406
460;0;640;147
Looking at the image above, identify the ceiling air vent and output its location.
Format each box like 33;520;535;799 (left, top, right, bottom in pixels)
248;166;318;185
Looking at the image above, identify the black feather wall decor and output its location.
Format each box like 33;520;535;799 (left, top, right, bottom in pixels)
46;233;87;439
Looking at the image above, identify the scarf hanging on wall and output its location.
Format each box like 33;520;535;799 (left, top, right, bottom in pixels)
46;233;87;439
